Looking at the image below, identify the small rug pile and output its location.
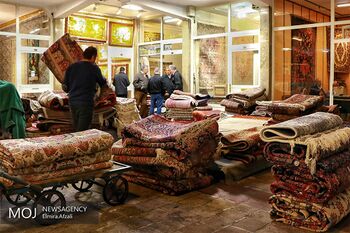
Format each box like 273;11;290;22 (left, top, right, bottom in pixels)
261;112;350;232
220;87;266;114
115;97;141;137
0;129;113;186
165;90;211;121
215;122;271;181
112;115;219;195
256;94;324;121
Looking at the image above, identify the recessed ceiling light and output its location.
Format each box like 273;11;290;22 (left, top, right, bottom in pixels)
122;4;143;11
116;9;122;15
137;12;142;18
337;3;350;7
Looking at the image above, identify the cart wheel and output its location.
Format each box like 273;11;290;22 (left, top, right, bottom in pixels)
32;190;66;226
103;176;128;206
5;190;33;207
72;180;93;192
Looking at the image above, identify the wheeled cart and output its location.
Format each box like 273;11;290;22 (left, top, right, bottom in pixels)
0;161;131;225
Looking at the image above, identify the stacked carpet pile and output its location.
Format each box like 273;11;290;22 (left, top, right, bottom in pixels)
256;94;324;121
0;129;113;186
220;87;267;114
192;106;221;121
260;112;350;232
165;91;211;121
112;115;219;195
115;97;141;137
215;122;271;181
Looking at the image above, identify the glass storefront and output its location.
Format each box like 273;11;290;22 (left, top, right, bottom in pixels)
0;5;52;93
273;0;350;107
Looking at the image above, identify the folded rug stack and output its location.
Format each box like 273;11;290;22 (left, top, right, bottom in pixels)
0;129;113;186
112;115;219;195
35;90;73;135
115;97;141;137
256;94;324;121
165;91;211;121
92;86;117;130
220;87;266;114
215;126;271;181
260;112;350;232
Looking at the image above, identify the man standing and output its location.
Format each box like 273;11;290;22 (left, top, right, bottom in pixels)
148;67;165;115
161;67;175;97
112;66;130;98
63;46;106;131
133;65;149;118
169;65;183;91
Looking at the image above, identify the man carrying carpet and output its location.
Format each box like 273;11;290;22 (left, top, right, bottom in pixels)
63;46;107;131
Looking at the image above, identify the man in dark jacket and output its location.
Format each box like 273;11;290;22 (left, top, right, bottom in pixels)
161;67;175;98
133;65;149;118
63;46;107;131
148;67;165;115
113;66;130;98
169;65;183;91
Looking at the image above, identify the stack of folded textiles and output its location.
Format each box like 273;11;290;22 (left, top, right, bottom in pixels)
165;90;211;121
115;97;141;137
35;90;73;135
192;106;221;121
0;129;114;186
256;94;324;121
215;126;271;181
220;87;267;114
260;112;350;232
112;115;219;195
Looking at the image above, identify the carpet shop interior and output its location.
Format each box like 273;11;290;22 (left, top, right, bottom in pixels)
0;0;350;232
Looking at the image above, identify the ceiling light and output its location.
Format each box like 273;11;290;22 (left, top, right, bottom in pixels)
92;3;97;11
30;28;40;34
122;4;142;11
116;8;122;15
164;16;179;23
282;48;292;51
292;36;302;42
337;3;350;7
137;12;142;18
177;20;182;26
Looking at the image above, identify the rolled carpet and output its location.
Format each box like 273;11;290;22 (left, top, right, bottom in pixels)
260;112;343;142
269;188;350;232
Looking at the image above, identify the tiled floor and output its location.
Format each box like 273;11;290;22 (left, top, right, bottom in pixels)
1;170;350;233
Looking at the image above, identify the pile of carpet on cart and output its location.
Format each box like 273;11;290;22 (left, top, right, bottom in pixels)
114;97;141;137
165;90;212;121
261;112;350;232
254;94;324;121
0;129;113;186
214;115;271;181
220;87;267;114
112;115;219;195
